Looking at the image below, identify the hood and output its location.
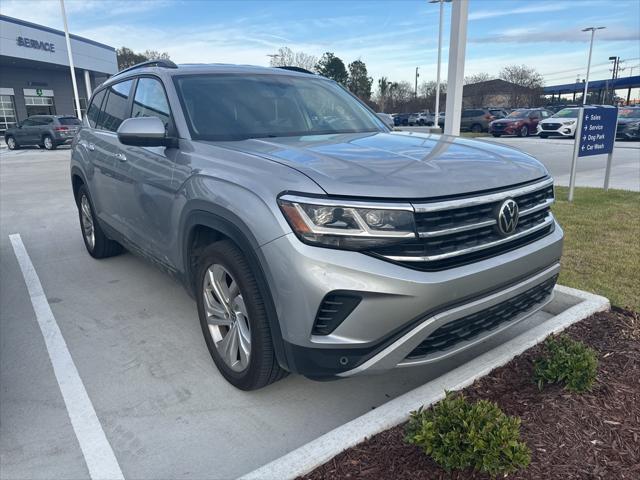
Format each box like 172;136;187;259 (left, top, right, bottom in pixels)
492;118;523;124
209;132;548;199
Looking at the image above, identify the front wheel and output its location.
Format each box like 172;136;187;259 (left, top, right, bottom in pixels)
196;240;287;390
518;125;529;137
492;133;501;137
43;135;57;150
5;136;18;150
471;124;483;133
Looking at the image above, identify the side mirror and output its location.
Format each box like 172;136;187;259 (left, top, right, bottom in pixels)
117;117;175;147
376;113;394;129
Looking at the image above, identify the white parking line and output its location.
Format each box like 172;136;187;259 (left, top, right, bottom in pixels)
9;234;125;480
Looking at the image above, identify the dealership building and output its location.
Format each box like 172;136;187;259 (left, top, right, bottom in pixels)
0;14;117;132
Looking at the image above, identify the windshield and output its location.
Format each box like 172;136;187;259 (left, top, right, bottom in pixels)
552;108;579;118
618;108;640;119
506;110;528;119
173;74;384;141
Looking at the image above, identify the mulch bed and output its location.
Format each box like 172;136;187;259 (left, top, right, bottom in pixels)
300;308;640;480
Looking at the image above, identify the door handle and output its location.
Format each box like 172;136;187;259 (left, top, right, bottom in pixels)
87;143;95;151
115;152;127;162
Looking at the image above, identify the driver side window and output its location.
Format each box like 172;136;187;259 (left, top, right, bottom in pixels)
132;77;172;133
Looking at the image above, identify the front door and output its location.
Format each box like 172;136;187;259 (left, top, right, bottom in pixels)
111;76;179;264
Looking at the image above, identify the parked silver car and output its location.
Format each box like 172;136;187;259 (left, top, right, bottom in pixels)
70;61;563;390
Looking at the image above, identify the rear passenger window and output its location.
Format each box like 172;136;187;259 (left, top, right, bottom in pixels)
97;80;133;132
87;89;106;128
132;78;171;130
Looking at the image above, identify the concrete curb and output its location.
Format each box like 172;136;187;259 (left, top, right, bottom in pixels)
239;285;609;480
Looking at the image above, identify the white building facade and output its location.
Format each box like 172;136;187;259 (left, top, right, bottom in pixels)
0;14;118;132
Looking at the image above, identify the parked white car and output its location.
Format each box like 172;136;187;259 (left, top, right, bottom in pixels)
537;108;579;138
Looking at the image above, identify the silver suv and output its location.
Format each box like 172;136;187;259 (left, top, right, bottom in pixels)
70;60;563;390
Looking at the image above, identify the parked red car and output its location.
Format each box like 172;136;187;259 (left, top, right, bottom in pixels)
489;108;553;137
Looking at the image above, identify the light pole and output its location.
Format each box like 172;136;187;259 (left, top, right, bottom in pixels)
581;26;605;105
415;66;419;97
59;0;82;119
430;0;451;131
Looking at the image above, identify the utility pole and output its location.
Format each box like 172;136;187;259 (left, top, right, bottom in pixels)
415;66;419;98
59;0;83;119
581;26;606;105
608;56;620;104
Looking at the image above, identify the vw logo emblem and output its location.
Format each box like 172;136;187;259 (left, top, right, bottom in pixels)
496;199;519;235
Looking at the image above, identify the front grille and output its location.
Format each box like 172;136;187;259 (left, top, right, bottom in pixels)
542;123;562;130
407;274;558;359
369;179;555;271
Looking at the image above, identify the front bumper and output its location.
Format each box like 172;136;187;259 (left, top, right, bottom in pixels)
490;124;519;135
260;221;564;377
538;124;576;136
616;125;640;140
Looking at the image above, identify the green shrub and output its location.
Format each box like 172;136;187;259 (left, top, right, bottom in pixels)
405;392;531;477
534;334;598;392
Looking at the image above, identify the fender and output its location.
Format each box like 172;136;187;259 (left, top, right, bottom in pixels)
180;205;290;372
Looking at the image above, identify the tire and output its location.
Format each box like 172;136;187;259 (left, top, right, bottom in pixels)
196;240;287;390
492;133;501;137
5;136;18;150
76;185;123;259
471;123;483;133
518;125;529;137
43;135;57;150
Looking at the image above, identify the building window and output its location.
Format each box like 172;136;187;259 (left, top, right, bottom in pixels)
0;95;18;133
24;95;56;116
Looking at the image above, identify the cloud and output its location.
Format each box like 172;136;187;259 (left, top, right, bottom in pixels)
470;25;640;44
469;3;570;21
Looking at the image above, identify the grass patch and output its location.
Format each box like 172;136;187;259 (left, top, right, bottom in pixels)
552;186;640;310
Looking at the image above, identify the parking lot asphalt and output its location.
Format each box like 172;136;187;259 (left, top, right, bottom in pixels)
0;142;623;479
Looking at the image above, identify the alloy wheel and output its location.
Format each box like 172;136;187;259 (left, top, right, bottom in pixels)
44;136;53;150
202;264;251;372
7;137;16;149
80;195;95;250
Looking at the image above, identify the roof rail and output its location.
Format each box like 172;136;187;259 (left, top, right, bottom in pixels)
113;59;178;77
276;66;315;75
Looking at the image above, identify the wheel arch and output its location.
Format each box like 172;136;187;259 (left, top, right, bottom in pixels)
180;207;290;371
70;166;87;205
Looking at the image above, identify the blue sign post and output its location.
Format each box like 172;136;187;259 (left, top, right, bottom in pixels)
568;106;618;201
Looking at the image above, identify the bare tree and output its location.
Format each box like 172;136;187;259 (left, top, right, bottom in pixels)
464;72;493;85
499;65;544;107
269;46;317;72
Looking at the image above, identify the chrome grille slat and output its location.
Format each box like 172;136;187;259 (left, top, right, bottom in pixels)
367;178;555;270
387;213;554;262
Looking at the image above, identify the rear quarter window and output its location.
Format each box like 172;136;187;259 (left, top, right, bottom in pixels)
87;89;106;128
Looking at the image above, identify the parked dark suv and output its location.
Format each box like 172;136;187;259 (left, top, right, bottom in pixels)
438;108;508;132
71;61;562;390
489;108;553;137
4;115;81;150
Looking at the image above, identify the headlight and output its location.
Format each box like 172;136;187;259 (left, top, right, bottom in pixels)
627;121;640;128
562;120;576;125
278;195;416;249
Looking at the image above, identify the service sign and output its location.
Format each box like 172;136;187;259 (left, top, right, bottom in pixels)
578;106;618;157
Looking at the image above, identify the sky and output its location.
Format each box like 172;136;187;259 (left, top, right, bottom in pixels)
2;0;639;89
